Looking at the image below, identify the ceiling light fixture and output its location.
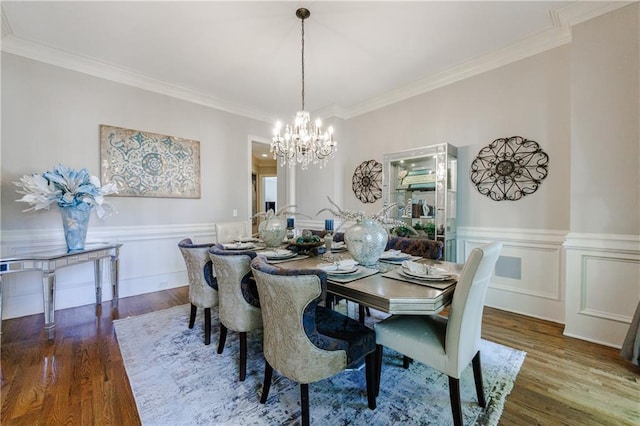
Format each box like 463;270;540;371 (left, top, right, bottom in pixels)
271;8;337;170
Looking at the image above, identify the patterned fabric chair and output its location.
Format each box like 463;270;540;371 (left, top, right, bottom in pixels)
375;242;502;426
215;221;251;244
208;244;262;381
178;238;218;345
385;236;443;259
250;256;377;426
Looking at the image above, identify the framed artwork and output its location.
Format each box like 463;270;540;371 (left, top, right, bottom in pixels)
100;125;201;198
352;160;383;203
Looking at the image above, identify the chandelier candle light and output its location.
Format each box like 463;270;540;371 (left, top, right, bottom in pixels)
271;8;337;170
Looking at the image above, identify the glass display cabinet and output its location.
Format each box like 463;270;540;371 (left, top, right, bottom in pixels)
382;143;458;261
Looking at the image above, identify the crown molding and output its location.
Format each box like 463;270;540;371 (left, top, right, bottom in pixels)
1;35;276;124
1;2;633;122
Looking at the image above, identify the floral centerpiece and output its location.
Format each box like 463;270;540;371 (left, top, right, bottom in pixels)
317;197;415;266
14;164;118;250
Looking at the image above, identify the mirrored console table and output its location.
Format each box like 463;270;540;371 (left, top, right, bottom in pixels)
0;242;122;339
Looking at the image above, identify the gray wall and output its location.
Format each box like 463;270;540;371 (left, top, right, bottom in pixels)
2;53;271;232
570;4;639;235
343;45;571;232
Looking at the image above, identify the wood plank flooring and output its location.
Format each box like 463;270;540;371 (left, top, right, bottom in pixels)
2;287;638;425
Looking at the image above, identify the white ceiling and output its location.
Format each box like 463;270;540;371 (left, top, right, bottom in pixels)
1;1;630;123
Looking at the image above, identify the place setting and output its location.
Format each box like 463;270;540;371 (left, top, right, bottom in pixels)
377;249;421;264
222;241;258;251
316;258;379;283
259;248;308;264
382;259;458;289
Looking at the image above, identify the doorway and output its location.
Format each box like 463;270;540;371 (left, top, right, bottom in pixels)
251;140;277;234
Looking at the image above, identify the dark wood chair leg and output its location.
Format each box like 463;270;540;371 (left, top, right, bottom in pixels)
365;307;371;317
217;324;227;354
448;376;463;426
188;303;197;329
358;305;365;324
300;383;310;426
472;351;486;407
403;356;413;369
365;352;377;409
204;307;211;345
375;345;383;397
239;331;247;381
260;361;273;404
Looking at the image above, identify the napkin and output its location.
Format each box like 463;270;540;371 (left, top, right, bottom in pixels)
261;249;292;258
379;249;403;259
401;260;430;275
317;259;358;272
331;241;346;249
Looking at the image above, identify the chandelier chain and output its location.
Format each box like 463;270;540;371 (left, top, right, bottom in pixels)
271;8;337;170
301;16;305;111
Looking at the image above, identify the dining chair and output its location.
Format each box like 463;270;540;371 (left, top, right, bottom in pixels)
385;236;443;259
250;256;377;426
178;238;218;345
215;221;251;244
374;242;502;426
208;244;262;381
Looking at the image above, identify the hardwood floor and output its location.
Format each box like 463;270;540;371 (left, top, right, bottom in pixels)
1;287;638;425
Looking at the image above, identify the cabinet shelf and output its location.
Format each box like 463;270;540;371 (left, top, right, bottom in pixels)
383;143;458;261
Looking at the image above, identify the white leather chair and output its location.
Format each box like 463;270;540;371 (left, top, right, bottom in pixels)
374;242;502;426
214;221;251;244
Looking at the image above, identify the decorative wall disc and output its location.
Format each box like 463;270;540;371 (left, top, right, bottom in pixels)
470;136;549;201
352;160;383;203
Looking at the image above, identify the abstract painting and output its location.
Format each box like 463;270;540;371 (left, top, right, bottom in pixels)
100;125;200;198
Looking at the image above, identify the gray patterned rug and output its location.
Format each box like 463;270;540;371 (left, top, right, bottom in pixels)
114;304;525;425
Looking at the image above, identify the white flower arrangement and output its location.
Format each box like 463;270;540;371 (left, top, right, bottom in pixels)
14;164;118;219
317;196;416;233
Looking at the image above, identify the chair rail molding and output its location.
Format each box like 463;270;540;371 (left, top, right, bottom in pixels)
563;232;640;348
457;226;568;324
1;223;216;320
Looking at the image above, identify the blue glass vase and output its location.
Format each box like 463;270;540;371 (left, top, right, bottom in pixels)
60;204;91;251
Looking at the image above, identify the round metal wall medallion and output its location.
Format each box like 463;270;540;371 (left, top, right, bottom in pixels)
470;136;549;201
352;160;383;203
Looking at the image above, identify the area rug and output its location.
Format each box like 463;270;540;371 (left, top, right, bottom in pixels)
114;304;526;425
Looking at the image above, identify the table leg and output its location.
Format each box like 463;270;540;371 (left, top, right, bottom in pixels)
94;259;103;305
42;271;56;339
111;254;119;308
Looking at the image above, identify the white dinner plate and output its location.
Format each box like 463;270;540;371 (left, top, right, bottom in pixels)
379;251;412;261
222;242;255;250
261;249;296;260
399;268;452;281
233;237;261;243
326;266;359;275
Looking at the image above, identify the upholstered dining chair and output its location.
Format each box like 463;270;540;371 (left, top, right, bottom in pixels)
208;244;262;381
178;238;218;345
215;221;251;244
385;236;443;260
374;242;502;426
250;256;377;426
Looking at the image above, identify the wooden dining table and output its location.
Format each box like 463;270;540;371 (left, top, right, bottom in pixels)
271;252;463;316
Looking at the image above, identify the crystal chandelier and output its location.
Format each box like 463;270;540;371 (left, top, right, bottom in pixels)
271;8;337;170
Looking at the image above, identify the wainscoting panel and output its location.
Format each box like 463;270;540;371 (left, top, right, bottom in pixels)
564;233;640;348
457;227;567;323
1;223;215;320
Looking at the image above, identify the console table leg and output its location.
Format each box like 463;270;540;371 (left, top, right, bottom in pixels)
111;254;119;308
0;275;3;335
94;259;103;305
42;271;56;339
